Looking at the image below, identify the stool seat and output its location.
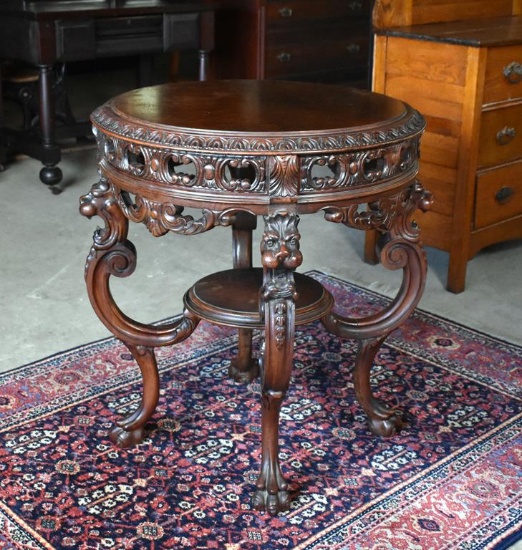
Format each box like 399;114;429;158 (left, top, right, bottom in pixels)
184;269;333;329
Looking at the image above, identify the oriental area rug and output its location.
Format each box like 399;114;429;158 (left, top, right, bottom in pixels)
0;272;520;550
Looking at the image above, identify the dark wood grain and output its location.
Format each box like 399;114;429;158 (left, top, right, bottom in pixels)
81;79;431;515
105;80;408;135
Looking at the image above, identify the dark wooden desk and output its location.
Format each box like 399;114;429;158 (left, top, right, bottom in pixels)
213;0;373;86
0;0;215;187
80;80;431;514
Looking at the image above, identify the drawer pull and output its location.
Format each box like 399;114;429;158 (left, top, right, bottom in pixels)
277;52;292;63
503;61;522;84
496;126;516;145
348;1;362;11
495;186;514;203
278;7;293;17
346;43;360;54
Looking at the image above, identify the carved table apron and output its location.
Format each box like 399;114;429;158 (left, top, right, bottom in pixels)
80;80;431;515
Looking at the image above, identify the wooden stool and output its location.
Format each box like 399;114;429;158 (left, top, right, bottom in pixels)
1;61;40;131
80;80;431;515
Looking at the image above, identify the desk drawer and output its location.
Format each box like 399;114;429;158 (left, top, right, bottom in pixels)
56;14;200;61
478;103;522;167
475;161;522;228
96;15;164;56
483;45;522;105
265;29;369;78
266;0;371;24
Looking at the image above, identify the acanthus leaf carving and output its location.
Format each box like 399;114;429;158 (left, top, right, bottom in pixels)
268;156;300;199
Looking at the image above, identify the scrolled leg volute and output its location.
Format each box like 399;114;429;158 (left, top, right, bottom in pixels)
80;178;199;447
323;181;432;437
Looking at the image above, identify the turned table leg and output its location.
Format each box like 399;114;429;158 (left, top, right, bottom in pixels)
37;64;62;186
229;211;260;383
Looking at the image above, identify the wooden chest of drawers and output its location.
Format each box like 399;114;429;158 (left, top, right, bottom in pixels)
368;14;522;292
214;0;372;86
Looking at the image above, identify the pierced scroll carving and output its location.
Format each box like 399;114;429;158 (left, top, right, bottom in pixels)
94;121;422;204
113;186;239;237
323;179;432;234
301;141;419;193
95;130;267;194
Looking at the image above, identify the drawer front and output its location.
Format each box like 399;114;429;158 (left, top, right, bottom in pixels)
56;19;97;60
266;0;371;24
478;104;522;167
56;14;200;61
163;13;200;52
483;45;522;105
265;31;369;78
475;161;522;228
95;15;164;56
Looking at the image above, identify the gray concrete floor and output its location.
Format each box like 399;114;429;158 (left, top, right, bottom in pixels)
0;145;521;373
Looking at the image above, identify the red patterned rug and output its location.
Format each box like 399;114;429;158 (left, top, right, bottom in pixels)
0;272;520;550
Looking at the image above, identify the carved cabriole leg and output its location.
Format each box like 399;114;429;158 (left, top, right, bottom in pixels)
110;344;159;448
253;211;302;515
322;181;432;436
79;178;199;448
354;336;403;437
229;211;260;383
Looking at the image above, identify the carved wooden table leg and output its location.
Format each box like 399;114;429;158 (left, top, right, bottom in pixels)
252;211;302;515
79;177;199;448
229;211;259;383
323;181;433;436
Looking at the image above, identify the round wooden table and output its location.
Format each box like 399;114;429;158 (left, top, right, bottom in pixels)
80;80;431;515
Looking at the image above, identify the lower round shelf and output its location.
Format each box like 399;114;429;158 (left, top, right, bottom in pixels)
184;268;333;329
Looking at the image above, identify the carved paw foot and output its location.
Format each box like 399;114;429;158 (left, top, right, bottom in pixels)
252;488;291;515
228;358;260;384
109;425;146;448
368;413;403;437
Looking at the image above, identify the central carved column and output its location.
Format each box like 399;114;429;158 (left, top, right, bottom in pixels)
253;211;303;514
253;152;303;514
